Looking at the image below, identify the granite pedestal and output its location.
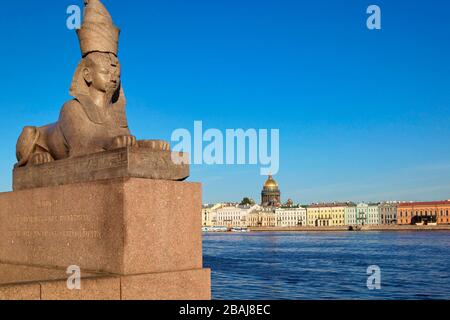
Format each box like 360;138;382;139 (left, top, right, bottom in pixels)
0;149;210;300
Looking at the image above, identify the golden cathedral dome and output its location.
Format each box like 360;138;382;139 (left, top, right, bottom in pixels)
264;175;279;189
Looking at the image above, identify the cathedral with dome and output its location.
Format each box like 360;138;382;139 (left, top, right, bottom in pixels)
261;175;281;207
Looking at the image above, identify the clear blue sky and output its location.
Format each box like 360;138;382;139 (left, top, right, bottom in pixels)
0;0;449;204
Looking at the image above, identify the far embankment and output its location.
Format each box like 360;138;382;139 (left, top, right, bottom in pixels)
249;225;450;232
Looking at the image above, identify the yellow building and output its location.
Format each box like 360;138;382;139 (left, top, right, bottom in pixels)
307;203;349;227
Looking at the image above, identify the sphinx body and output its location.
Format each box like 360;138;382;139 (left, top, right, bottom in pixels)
16;52;136;167
16;96;134;167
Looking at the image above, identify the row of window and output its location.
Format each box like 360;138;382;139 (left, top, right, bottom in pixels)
399;210;449;217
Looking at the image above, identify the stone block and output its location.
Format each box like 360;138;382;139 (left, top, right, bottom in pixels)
40;276;121;300
0;178;203;275
0;262;97;285
0;283;41;300
13;147;189;191
121;269;211;300
0;263;211;300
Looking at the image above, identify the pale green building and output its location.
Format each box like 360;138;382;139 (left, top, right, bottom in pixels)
345;203;381;226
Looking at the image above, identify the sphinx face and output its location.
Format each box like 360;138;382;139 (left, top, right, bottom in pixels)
84;52;121;96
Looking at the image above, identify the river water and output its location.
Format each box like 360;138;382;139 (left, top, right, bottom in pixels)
203;231;450;300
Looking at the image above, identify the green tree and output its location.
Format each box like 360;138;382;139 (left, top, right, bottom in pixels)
240;197;255;206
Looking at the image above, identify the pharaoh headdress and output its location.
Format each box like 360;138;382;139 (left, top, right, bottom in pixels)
69;0;125;107
69;0;127;126
77;0;120;57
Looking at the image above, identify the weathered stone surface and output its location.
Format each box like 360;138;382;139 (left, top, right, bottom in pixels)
0;263;105;300
121;269;211;300
13;147;189;191
40;276;121;301
0;263;210;300
0;178;202;275
0;283;41;300
0;263;97;285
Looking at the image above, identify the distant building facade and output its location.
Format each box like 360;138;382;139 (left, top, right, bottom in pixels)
203;173;450;229
214;204;261;228
379;202;398;225
366;203;381;225
275;204;307;227
345;203;380;226
247;209;276;227
307;203;348;227
398;201;450;225
202;203;222;227
345;204;357;226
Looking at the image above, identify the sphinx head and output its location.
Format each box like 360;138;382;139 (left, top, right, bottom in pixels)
70;0;122;101
82;52;121;96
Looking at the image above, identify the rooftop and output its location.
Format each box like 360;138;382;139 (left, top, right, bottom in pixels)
398;200;450;207
307;202;355;208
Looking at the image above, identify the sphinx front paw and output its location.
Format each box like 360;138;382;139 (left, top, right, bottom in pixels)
110;135;137;150
138;140;171;151
29;152;54;166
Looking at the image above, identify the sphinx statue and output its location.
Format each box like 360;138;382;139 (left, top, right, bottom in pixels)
15;0;169;168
